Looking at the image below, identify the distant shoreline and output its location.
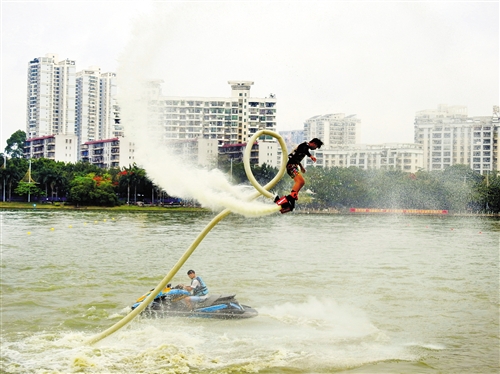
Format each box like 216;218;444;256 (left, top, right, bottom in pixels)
294;209;499;217
0;202;206;212
1;202;497;217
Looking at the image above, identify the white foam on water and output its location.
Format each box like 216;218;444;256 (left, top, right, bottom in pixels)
255;296;422;368
1;298;424;373
405;342;447;350
260;296;380;338
1;328;206;374
115;4;280;218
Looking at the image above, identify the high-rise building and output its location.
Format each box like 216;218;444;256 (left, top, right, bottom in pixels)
304;113;360;148
99;72;121;139
165;138;219;167
493;106;500;170
314;143;423;173
414;104;499;174
279;130;305;154
76;67;101;145
24;134;78;163
26;53;76;139
75;69;121;143
80;137;134;169
26;54;121;164
148;81;277;146
219;141;280;167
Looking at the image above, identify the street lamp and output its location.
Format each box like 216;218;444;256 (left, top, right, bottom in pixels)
28;159;32;203
230;158;233;183
2;154;6;202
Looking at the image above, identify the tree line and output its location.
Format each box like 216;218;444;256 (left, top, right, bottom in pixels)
0;155;159;206
2;130;500;212
222;156;500;214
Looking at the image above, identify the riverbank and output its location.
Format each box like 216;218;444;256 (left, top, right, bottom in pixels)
0;202;207;212
1;202;498;217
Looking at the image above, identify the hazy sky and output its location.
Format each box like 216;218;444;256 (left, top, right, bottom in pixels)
1;1;498;147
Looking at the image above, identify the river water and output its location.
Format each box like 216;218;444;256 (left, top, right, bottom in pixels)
1;209;498;373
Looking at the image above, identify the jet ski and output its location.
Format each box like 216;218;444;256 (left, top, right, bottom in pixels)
131;284;258;319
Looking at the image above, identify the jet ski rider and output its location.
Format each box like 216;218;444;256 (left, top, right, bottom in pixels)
182;269;209;309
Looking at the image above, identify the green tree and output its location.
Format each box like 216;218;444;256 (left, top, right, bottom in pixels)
117;165;138;203
14;181;44;200
487;173;500;213
68;173;118;206
229;161;248;184
306;167;336;208
0;154;8;201
4;130;26;158
68;175;95;205
131;166;146;202
307;166;370;208
3;157;27;200
22;158;70;201
118;163;146;203
438;165;483;212
366;169;419;208
476;171;500;213
409;170;449;209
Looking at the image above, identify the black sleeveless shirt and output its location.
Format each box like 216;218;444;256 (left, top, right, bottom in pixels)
287;142;312;165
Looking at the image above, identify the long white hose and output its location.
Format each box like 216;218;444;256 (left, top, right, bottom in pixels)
86;130;288;345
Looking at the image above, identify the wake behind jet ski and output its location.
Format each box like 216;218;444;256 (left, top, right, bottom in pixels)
131;284;258;319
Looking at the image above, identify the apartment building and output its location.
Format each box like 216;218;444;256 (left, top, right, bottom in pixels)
314;143;423;173
26;53;76;139
76;67;101;145
165;138;219;167
304;113;360;148
257;141;280;167
99;72;122;140
26;54;122;164
80;137;134;169
300;112;424;172
494;106;500;169
24;134;78;163
414;105;499;174
76;69;122;148
148;80;277;146
279;130;305;154
219;141;280;167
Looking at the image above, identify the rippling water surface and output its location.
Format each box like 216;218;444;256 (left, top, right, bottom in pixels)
1;209;499;373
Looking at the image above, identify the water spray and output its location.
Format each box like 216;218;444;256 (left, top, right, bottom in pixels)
86;129;287;345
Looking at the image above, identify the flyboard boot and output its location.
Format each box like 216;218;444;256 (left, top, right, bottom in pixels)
274;194;296;214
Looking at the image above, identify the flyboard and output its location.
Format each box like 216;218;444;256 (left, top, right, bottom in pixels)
86;129;290;345
274;195;295;214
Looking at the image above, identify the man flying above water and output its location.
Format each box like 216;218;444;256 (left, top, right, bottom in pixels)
276;138;323;213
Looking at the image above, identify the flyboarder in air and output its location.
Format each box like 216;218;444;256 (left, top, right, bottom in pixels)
275;138;323;213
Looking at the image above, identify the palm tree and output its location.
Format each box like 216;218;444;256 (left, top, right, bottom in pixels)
118;164;145;203
118;167;132;204
49;173;67;200
3;157;26;201
37;165;58;199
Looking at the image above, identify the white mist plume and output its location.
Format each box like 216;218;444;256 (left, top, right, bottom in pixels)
116;4;280;217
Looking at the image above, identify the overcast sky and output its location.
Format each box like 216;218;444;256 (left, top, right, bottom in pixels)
1;1;498;147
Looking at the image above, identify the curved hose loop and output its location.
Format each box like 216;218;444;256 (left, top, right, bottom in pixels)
86;130;287;345
243;129;288;201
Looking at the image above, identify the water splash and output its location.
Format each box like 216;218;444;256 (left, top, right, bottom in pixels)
1;311;420;373
116;4;278;217
259;296;381;339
